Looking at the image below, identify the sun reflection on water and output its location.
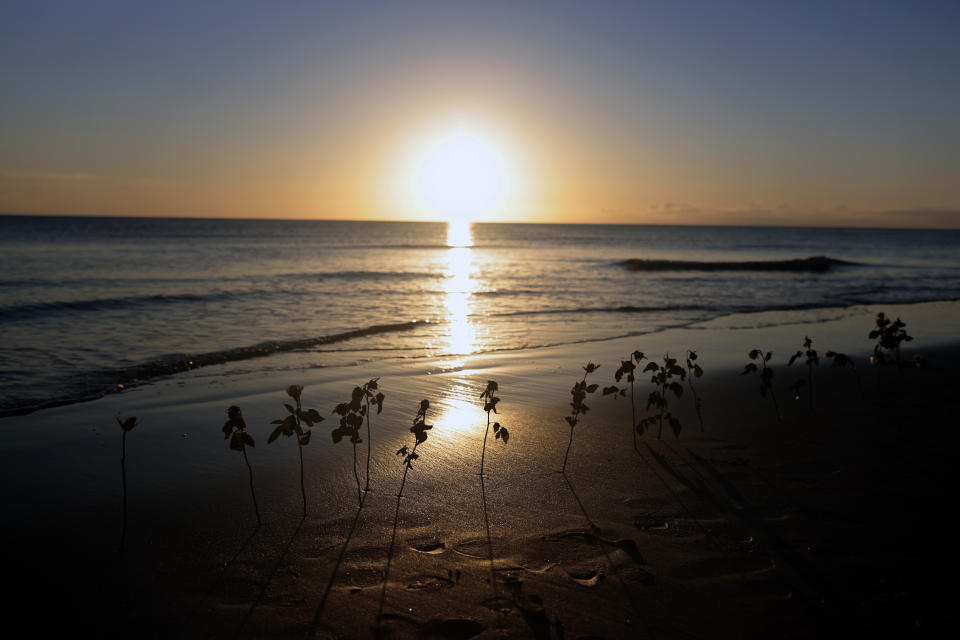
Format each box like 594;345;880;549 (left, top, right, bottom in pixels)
443;221;476;360
446;219;473;248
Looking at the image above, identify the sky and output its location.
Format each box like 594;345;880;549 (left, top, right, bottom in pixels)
2;0;959;227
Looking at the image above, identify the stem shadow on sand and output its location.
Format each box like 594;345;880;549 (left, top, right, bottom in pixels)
479;472;499;605
560;472;600;534
560;472;651;637
234;516;306;638
376;400;432;628
179;525;261;633
310;499;366;634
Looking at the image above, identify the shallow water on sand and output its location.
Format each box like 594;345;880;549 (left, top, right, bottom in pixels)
2;215;959;415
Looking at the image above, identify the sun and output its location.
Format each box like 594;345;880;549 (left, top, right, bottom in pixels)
395;122;521;221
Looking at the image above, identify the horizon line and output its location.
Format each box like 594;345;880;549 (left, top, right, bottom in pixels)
2;210;959;233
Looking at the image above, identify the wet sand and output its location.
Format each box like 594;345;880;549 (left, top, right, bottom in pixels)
2;301;958;638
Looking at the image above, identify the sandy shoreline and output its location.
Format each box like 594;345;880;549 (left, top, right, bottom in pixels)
2;300;958;638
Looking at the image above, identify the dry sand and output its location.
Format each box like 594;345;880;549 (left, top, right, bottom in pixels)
2;301;958;638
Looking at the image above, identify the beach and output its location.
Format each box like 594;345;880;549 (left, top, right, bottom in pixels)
6;1;960;636
2;300;958;638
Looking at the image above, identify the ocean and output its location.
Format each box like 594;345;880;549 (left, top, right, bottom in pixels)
2;215;959;417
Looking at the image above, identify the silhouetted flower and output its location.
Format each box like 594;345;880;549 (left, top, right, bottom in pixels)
286;384;304;401
223;405;246;438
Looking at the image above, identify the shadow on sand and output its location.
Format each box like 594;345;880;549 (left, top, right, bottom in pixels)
234;516;306;638
560;469;650;636
178;523;262;633
310;498;367;634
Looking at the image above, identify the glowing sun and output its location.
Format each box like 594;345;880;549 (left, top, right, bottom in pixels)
395;122;521;221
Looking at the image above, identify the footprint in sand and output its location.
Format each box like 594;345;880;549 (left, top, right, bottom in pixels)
346;566;385;587
410;541;446;555
519;561;559;574
565;566;605;587
342;545;387;588
556;531;646;564
612;538;645;564
511;532;596;570
374;613;419;636
506;530;646;582
452;537;503;559
480;596;514;614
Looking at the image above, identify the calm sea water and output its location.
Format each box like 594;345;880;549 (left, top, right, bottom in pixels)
2;215;959;416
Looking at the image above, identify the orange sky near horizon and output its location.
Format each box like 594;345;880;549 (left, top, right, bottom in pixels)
2;2;959;229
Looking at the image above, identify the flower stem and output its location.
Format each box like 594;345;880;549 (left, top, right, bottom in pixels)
298;442;306;517
364;400;372;494
561;424;574;474
352;441;362;508
480;411;490;476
